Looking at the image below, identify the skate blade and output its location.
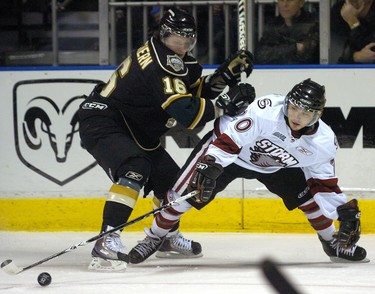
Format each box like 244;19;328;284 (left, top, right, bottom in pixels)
156;251;203;259
88;257;127;272
330;256;370;263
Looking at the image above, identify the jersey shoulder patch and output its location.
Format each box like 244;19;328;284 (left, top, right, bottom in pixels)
150;37;188;76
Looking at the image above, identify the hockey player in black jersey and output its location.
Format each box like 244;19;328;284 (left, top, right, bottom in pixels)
78;7;255;271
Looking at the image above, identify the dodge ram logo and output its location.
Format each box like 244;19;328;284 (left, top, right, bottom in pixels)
13;79;102;186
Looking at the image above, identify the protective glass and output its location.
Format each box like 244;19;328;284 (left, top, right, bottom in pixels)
163;34;197;53
160;25;197;52
288;97;322;126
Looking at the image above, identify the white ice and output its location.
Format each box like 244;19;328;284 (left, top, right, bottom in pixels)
0;232;374;294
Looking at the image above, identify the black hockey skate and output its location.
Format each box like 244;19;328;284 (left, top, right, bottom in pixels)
156;230;202;258
128;228;165;264
319;236;369;263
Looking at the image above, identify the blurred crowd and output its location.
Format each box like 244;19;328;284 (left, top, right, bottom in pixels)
0;0;374;66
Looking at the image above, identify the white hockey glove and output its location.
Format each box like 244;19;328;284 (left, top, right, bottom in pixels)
334;199;361;248
188;155;223;203
216;83;255;116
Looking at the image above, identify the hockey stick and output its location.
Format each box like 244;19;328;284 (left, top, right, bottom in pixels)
261;258;302;294
1;190;198;275
238;0;247;83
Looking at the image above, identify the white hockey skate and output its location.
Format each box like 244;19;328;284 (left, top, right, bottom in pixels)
88;227;128;271
156;230;203;259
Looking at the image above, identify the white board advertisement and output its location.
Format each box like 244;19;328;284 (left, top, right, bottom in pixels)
0;67;374;198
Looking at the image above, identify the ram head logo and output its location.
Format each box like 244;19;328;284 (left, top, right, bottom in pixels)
13;79;100;186
23;96;81;163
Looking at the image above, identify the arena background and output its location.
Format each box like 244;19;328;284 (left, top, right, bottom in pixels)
0;65;374;233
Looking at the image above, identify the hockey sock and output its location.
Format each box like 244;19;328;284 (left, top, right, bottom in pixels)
151;191;192;237
102;201;134;229
102;182;140;229
298;198;336;240
151;196;179;233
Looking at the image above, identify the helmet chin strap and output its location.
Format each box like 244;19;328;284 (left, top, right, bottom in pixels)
284;115;319;138
306;110;323;127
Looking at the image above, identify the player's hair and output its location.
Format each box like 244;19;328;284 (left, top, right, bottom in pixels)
283;78;326;126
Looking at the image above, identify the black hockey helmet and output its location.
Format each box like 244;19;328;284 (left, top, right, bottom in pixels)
159;8;197;51
283;79;326;126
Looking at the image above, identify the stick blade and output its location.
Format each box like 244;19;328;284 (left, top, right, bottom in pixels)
1;259;23;275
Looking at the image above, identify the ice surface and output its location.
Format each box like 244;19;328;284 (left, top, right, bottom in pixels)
0;232;374;294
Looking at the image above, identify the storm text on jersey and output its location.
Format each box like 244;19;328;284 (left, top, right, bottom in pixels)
249;139;298;167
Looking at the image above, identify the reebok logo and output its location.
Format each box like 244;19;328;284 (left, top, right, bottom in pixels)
296;146;313;156
125;171;143;181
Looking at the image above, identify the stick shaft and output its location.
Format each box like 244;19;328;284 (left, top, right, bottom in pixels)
238;0;247;83
2;190;198;274
261;258;301;294
238;0;247;51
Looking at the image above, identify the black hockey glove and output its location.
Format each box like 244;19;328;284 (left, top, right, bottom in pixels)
334;199;361;248
216;83;256;116
188;155;223;203
214;49;254;87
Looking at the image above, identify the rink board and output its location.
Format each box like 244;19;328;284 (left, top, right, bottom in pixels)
1;198;374;233
0;66;374;234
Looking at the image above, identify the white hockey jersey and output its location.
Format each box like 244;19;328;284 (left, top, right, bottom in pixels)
207;94;347;219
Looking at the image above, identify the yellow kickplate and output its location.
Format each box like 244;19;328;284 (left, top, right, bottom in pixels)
0;198;374;233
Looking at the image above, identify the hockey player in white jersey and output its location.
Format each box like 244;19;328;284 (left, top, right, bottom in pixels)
126;78;368;264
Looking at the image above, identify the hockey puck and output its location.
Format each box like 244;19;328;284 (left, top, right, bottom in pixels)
37;272;52;286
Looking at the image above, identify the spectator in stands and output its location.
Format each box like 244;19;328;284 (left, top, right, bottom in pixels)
116;8;145;61
331;0;375;64
213;5;226;63
56;0;97;11
212;5;238;64
255;0;319;64
149;6;163;36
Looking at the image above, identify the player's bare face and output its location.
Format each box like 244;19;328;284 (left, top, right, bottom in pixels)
164;34;196;58
287;104;315;131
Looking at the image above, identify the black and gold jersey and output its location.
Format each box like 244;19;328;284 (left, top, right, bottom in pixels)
84;36;218;149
